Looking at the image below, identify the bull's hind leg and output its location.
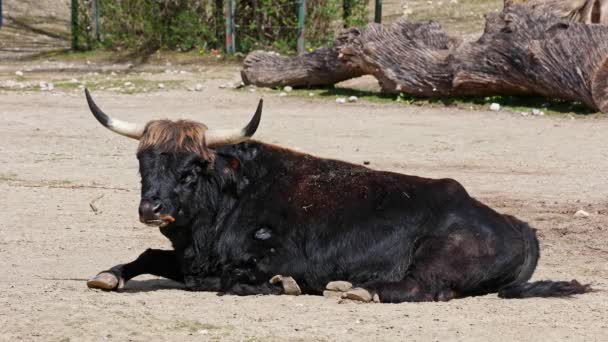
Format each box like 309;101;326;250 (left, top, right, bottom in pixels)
87;249;183;291
336;228;493;303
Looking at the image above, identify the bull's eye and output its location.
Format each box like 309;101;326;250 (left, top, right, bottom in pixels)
180;170;197;184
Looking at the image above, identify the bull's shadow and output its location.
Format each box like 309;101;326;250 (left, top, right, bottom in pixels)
120;278;186;293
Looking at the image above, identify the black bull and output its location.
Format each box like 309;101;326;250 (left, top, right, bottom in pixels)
85;91;590;302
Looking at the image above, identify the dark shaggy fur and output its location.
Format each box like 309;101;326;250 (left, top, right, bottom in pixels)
96;120;591;302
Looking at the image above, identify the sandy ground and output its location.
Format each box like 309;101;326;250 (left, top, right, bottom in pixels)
1;63;607;341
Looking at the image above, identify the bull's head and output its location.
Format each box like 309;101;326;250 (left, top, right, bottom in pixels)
85;89;262;228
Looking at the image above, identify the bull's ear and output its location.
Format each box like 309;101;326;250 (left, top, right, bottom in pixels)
228;157;240;170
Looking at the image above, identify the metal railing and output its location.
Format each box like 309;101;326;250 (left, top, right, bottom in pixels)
70;0;383;54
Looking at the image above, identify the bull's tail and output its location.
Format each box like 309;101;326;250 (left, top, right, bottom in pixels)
498;279;591;298
497;218;592;299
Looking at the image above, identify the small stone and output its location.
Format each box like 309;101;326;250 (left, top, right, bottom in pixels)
70;78;79;83
249;88;256;92
194;83;204;91
489;103;500;111
309;92;315;97
348;96;358;103
158;83;165;89
574;210;590;218
15;71;24;76
363;161;370;165
284;86;293;92
532;109;541;116
39;81;48;90
278;92;287;97
520;112;529;116
124;81;133;87
47;83;54;91
326;281;353;292
336;97;346;104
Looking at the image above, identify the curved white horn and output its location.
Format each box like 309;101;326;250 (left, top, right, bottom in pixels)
206;99;263;146
85;89;145;140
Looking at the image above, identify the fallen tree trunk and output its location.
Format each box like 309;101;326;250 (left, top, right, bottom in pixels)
241;2;608;112
336;5;608;111
241;48;364;88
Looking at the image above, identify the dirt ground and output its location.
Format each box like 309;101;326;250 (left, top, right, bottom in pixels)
0;59;607;341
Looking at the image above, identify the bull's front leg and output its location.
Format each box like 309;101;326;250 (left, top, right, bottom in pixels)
87;249;183;291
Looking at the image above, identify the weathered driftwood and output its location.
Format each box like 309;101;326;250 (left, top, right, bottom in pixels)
241;47;364;88
336;5;608;111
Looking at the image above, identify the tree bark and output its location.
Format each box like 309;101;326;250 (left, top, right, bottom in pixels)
241;48;364;88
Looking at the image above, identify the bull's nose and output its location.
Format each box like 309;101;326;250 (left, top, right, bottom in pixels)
139;200;162;222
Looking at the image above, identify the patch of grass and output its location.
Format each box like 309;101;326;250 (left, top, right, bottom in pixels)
54;79;184;94
0;172;18;182
29;48;243;66
285;86;599;115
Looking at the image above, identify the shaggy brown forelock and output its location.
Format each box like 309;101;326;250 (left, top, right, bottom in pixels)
137;120;213;159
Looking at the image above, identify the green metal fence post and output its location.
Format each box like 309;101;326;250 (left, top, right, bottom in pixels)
71;0;79;50
225;0;235;54
374;0;382;23
297;0;306;54
92;0;101;42
343;0;351;27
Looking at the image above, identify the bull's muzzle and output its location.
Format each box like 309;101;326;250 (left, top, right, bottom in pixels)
139;199;162;224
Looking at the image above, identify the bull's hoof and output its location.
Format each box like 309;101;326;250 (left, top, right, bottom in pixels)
269;275;301;295
87;272;123;291
342;287;373;302
326;281;353;292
